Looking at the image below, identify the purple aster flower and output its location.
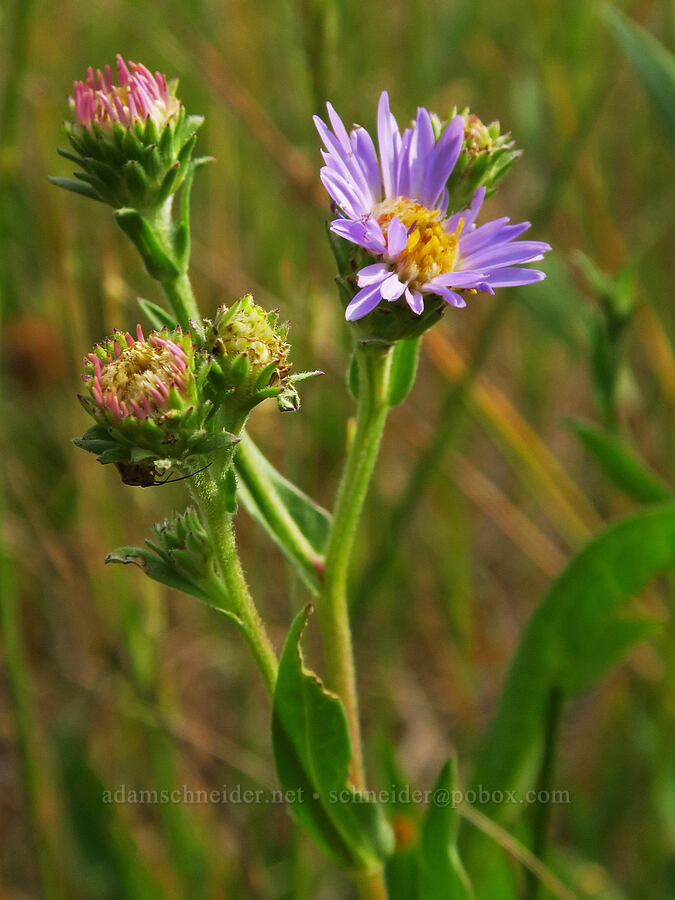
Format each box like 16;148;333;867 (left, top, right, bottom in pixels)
314;92;551;322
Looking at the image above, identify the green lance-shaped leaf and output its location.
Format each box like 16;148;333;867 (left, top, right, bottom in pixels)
234;433;330;594
272;607;395;871
603;3;675;143
387;337;421;406
420;758;473;900
471;504;675;817
566;418;672;505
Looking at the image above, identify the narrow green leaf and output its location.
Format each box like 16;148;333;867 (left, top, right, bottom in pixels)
387;337;421;406
114;208;180;279
48;175;103;202
420;759;473;900
272;607;395;871
234;433;330;594
137;297;177;330
566;418;671;504
72;434;118;456
472;505;675;817
603;4;675;142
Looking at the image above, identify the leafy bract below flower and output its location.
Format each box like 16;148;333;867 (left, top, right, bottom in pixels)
75;325;235;479
315;92;551;322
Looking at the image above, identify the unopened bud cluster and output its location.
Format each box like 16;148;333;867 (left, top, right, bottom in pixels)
443;109;521;213
52;55;204;210
74;296;313;481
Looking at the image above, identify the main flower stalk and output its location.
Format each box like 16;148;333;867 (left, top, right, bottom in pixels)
318;340;393;790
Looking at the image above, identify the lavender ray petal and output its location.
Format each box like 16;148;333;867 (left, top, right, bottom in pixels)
357;263;392;285
345;282;385;321
377;91;401;199
326;102;352;152
430;284;467;308
330;217;387;255
352;127;382;202
421;115;464;208
462;240;552;270
426;270;488;288
320;169;371;219
408;106;435;201
484;267;547;287
380;273;407;301
405;287;425;315
386;215;408;258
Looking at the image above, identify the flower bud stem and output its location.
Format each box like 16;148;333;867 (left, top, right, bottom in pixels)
318;341;393;790
191;463;278;696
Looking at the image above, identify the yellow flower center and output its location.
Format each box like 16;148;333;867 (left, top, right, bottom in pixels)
374;197;462;289
100;342;178;405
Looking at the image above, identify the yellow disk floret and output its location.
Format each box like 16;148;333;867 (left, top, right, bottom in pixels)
374;197;463;290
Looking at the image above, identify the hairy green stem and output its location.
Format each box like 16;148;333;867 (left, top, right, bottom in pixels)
318;341;393;790
147;199;201;328
191;468;278;696
159;269;201;328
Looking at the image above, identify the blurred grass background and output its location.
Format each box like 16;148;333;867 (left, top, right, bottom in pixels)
0;0;673;897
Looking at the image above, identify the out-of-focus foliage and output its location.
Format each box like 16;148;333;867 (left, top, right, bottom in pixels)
1;1;673;898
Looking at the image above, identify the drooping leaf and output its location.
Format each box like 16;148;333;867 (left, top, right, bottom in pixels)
272;607;395;871
234;434;330;594
603;4;675;143
420;758;473;900
388;337;421;406
105;546;213;605
566;418;671;504
471;505;675;817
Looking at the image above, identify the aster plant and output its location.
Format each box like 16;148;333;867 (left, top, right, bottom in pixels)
53;61;570;900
